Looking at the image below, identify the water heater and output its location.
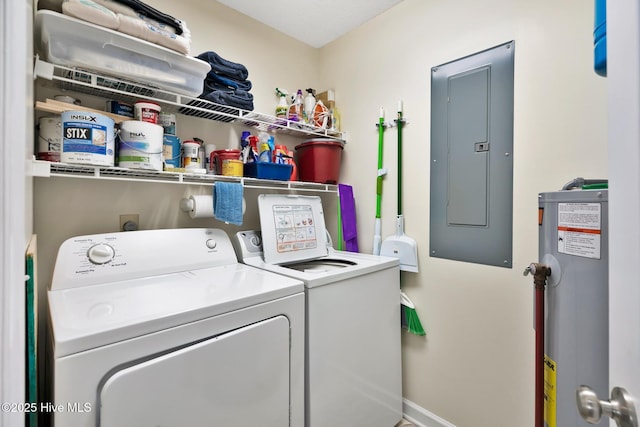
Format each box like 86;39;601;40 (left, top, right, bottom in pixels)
538;188;609;427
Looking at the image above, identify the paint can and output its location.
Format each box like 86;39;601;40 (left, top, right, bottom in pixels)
134;101;161;124
117;120;164;171
159;112;176;135
222;159;244;177
37;116;62;162
61;111;115;166
106;100;134;118
162;134;181;169
212;149;243;176
182;140;202;169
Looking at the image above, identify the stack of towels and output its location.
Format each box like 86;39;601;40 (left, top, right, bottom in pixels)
195;51;254;112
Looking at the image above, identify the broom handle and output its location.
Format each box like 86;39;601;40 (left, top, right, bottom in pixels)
397;101;403;216
376;109;385;219
373;109;385;256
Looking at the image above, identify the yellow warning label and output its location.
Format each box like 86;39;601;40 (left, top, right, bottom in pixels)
544;354;557;427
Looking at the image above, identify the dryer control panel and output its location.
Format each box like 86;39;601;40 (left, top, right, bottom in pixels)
51;228;238;290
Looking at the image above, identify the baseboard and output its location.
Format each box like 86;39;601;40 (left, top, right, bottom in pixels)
402;398;457;427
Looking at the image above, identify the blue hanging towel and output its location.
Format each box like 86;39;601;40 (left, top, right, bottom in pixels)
213;182;244;225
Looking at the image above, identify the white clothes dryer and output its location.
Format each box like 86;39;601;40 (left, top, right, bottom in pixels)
47;228;305;427
233;194;403;427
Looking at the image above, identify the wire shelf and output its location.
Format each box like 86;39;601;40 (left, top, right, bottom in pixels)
35;58;346;141
33;161;338;193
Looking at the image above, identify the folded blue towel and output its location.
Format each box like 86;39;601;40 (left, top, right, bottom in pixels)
213;182;243;225
201;90;254;111
197;51;249;81
205;74;253;92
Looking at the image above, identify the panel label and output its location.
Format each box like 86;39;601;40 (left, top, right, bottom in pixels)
544;354;557;427
272;204;318;253
557;203;601;259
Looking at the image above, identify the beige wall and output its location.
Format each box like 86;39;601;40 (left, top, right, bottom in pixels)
34;1;608;426
320;0;607;426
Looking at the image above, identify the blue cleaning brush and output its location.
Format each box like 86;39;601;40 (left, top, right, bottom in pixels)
401;291;426;336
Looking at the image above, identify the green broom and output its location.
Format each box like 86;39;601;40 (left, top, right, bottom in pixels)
401;291;425;336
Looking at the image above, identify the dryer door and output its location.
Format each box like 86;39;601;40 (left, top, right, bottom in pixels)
99;315;291;426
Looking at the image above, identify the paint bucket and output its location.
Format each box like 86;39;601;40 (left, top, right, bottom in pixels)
162;134;181;169
61;111;115;166
182;140;202;169
159;112;176;135
37;116;62;162
212;149;242;176
117;120;164;171
134;101;161;124
222;159;243;177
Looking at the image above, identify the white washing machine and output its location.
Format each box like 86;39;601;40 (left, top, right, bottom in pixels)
233;194;403;427
47;228;305;427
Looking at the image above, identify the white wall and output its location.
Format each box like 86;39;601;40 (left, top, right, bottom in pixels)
320;0;607;426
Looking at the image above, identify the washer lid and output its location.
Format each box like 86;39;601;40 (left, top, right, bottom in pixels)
48;263;304;357
258;194;329;265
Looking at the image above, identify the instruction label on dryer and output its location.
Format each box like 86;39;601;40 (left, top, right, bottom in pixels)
557;203;601;259
273;204;318;253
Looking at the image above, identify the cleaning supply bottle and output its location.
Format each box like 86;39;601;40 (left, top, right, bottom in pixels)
288;89;303;122
258;142;271;162
258;132;271;162
287;149;298;180
240;131;251;163
275;88;288;118
303;88;316;125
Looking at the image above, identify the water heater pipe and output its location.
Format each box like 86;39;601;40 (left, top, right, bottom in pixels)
524;263;551;427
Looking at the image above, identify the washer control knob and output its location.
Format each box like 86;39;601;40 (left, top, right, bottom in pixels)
206;239;217;249
87;243;115;265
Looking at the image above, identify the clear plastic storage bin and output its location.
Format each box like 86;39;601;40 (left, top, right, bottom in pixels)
35;11;210;96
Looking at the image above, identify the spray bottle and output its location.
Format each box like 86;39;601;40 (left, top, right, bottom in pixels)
258;132;271;162
288;89;304;122
275;88;289;118
303;88;316;125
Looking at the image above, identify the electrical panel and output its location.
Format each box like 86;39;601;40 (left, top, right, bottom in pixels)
430;41;514;267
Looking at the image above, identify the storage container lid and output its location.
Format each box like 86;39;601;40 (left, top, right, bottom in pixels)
294;138;344;150
257;194;328;264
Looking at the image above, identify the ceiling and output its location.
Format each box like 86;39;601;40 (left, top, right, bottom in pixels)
216;0;405;48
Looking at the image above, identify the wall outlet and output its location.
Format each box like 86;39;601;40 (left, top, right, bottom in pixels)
119;214;139;231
